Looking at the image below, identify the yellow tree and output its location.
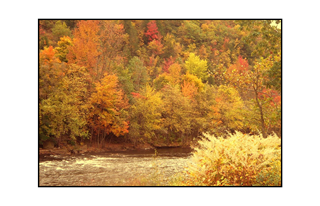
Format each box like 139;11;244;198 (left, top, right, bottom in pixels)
129;85;164;144
185;53;208;81
39;46;66;100
153;62;183;91
161;84;193;144
210;85;246;136
40;64;90;146
226;53;281;138
55;36;73;62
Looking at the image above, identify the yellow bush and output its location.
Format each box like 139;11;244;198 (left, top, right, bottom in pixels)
182;132;281;186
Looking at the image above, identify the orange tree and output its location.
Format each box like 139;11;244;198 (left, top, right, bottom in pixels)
87;73;129;146
67;20;101;79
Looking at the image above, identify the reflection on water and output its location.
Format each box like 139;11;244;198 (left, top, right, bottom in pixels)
39;148;192;186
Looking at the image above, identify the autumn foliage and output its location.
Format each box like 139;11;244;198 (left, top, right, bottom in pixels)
88;73;129;138
179;132;281;186
145;20;161;41
39;19;281;151
67;20;101;77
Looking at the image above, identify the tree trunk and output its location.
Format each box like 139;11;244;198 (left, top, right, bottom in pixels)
254;88;267;138
90;128;93;147
101;131;106;148
97;129;100;147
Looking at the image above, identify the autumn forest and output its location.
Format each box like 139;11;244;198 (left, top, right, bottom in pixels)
39;19;281;149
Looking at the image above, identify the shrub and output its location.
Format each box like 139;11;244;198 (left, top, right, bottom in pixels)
181;132;281;186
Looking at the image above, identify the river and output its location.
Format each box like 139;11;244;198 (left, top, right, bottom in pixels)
39;148;193;186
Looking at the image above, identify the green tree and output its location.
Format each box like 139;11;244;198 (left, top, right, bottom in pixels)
51;20;72;42
128;56;149;91
112;60;135;103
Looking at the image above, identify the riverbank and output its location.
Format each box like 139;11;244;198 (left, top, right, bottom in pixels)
39;142;191;157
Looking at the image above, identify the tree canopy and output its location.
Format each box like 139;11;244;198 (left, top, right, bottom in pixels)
39;20;281;147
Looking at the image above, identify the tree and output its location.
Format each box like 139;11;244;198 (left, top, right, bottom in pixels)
112;59;135;103
256;88;281;136
147;38;164;56
39;46;66;101
210;85;246;136
123;20;140;57
266;53;281;92
190;84;217;137
51;20;72;43
226;54;281;138
145;20;161;42
249;55;281;137
177;20;202;46
181;80;198;99
129;85;164;144
185;53;208;81
97;21;128;79
40;64;90;146
161;84;193;144
67;20;101;78
128;56;149;91
236;20;281;60
145;20;164;56
163;34;182;59
87;73;129;146
182;72;204;92
225;55;250;98
227;20;281;137
54;36;73;62
153;63;182;90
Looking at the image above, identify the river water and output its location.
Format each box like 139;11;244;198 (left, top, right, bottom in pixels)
39;148;193;186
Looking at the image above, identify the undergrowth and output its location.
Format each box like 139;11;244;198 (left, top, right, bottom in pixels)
112;132;281;186
176;131;281;186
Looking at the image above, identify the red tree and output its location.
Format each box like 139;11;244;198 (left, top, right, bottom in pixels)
145;20;160;41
